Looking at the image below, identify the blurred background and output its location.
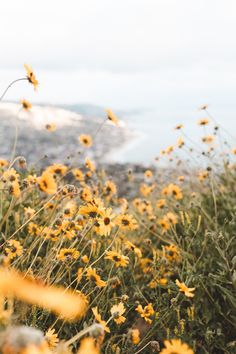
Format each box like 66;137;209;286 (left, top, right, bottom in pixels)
0;0;236;164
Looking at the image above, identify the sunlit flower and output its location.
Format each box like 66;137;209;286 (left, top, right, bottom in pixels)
79;134;93;148
164;244;181;263
164;212;178;225
24;64;39;90
105;251;129;267
85;157;96;172
0;159;9;168
175;279;195;298
160;338;194;354
175;124;183;130
9;181;21;197
110;302;126;324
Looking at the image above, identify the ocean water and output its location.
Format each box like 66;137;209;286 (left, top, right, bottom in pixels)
110;107;236;165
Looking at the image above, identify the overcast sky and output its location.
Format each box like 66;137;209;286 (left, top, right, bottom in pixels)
0;0;236;111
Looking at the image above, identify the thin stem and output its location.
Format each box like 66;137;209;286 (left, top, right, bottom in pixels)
0;78;27;102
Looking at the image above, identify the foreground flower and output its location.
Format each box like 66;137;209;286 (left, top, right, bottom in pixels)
0;268;87;321
105;251;129;267
105;109;119;125
79;134;93;148
175;279;195;298
77;337;100;354
37;171;57;194
135;303;155;324
110;302;126;324
92;307;110;333
160;339;194;354
24;64;39;90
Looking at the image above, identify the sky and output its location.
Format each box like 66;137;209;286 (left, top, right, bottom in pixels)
0;0;236;113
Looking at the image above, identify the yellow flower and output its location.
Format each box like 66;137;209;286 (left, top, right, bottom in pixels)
72;168;84;182
110;302;126;324
202;135;214;144
79;134;93;148
0;268;87;321
46;164;68;176
156;199;166;209
43;228;60;242
28;222;42;236
21;99;32;110
9;181;21;197
103;180;117;198
198;118;209;125
24;64;39;90
24;207;36;219
86;268;106;288
0;159;9;168
57;248;80;262
105;109;119;125
37;171;57;195
45;328;59;349
175;279;195;298
116;214;138;230
92;307;110;333
135;303;154;324
77;337;100;354
4;240;23;260
125;241;142;258
158;219;170;232
85;158;96;172
105;251;129;268
45;123;57;132
160;339;194;354
168;184;183;200
164;244;181;263
164;212;178;225
177;137;184;148
144;170;153;178
130;329;140;345
94;208;116;236
79;200;104;219
175;124;183;130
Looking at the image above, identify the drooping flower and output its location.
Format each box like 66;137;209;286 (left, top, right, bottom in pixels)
86;268;106;288
24;64;39;90
105;109;119;125
92;307;110;333
105;251;129;268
